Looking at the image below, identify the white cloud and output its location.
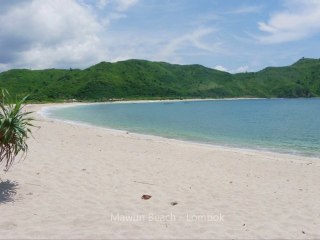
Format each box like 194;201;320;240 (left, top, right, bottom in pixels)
257;0;320;44
213;65;250;73
0;0;107;70
233;65;249;73
96;26;225;66
96;0;110;10
0;0;142;71
213;65;228;72
95;0;139;11
228;5;261;14
18;35;106;69
157;27;222;62
116;0;139;11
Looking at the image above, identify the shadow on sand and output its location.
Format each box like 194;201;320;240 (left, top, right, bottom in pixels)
0;180;18;204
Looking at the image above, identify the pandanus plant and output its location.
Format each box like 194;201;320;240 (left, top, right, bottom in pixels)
0;90;34;171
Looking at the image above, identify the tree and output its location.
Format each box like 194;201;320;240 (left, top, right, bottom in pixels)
0;89;35;171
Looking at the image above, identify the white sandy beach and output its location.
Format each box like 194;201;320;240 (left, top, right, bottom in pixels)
0;103;319;239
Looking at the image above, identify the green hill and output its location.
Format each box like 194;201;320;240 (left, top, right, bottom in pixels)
0;58;319;102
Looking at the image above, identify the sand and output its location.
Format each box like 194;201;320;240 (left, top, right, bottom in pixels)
0;103;319;239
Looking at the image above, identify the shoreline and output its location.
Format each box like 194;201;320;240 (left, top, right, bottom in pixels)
29;96;320;106
39;102;320;162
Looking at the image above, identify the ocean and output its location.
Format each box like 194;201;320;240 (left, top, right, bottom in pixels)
44;99;320;157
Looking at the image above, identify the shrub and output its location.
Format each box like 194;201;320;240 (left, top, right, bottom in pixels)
0;90;34;171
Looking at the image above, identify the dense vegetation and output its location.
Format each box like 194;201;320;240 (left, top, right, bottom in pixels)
0;58;319;102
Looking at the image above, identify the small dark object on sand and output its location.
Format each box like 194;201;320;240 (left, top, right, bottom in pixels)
170;202;178;206
141;195;152;200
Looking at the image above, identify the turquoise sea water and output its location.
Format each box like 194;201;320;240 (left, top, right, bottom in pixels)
46;99;320;157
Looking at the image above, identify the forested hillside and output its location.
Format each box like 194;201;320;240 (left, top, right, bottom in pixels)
0;58;319;102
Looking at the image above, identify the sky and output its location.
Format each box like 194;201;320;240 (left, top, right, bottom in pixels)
0;0;320;73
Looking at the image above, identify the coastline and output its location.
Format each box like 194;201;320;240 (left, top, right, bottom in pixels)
36;97;272;111
0;103;319;239
40;101;320;160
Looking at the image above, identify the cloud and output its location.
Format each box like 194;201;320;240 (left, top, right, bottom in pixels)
228;5;262;14
213;65;250;73
256;0;320;44
0;0;107;71
95;26;224;66
0;0;220;71
115;0;139;11
95;0;139;11
96;0;110;10
233;65;249;73
213;65;228;72
157;27;222;62
0;0;142;71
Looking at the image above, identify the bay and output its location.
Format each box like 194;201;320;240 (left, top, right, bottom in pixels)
46;99;320;157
